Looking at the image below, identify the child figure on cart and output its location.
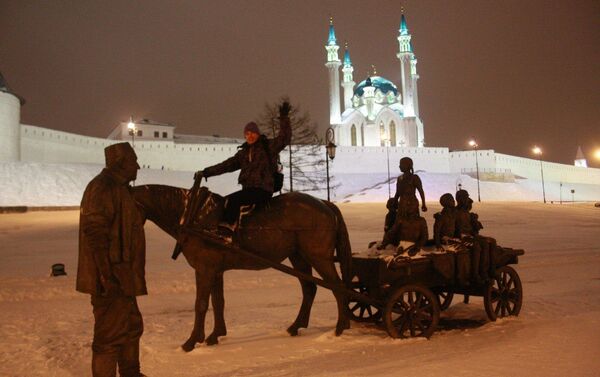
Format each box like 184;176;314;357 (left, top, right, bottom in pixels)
455;189;497;283
378;203;428;256
393;157;427;219
433;193;459;251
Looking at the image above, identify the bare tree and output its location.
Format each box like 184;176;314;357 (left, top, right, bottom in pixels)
256;97;332;194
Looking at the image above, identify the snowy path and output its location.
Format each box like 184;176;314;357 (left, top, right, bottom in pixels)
0;202;599;376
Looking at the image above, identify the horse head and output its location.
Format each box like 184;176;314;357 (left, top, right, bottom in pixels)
132;184;188;239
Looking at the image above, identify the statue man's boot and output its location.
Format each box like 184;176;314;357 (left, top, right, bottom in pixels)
92;351;118;377
118;341;142;377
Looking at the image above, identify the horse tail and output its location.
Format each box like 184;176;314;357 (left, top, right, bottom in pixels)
323;201;353;288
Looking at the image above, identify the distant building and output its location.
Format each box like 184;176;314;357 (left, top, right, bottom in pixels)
108;118;175;141
574;146;587;168
325;13;424;148
107;118;243;144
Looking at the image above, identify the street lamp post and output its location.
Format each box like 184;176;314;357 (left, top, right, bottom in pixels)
559;182;563;204
127;116;136;148
288;142;293;192
468;139;481;202
532;146;546;203
325;127;337;201
383;138;391;198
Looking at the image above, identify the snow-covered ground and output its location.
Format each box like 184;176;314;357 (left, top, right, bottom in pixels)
1;162;599;206
1;200;599;376
1;163;599;376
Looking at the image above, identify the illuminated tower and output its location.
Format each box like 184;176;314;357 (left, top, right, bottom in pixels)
325;18;342;125
341;43;355;112
396;11;415;117
0;72;23;162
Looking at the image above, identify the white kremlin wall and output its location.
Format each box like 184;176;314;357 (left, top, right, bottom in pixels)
1;89;599;190
17;125;600;187
332;146;450;174
449;150;600;185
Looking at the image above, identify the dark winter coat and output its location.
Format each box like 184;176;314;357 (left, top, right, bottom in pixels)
203;116;291;193
76;168;147;296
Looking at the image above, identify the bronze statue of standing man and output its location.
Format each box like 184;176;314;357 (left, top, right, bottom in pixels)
77;142;147;377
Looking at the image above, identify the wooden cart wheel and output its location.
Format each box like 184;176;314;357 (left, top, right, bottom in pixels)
384;284;440;339
484;265;523;321
346;282;381;322
437;291;454;310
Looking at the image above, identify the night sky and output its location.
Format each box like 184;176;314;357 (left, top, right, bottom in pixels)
2;0;599;166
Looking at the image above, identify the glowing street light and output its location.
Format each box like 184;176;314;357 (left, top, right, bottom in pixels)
532;146;546;203
127;116;136;148
468;139;481;202
594;148;600;161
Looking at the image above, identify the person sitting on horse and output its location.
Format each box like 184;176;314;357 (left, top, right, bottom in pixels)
433;193;458;251
378;202;428;256
391;157;427;219
194;101;291;237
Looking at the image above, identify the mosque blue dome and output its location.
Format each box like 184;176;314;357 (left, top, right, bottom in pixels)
353;76;399;97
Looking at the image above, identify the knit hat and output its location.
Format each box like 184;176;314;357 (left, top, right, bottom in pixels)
243;121;260;135
105;142;136;167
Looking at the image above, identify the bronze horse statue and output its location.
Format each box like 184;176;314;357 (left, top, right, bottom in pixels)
132;184;352;351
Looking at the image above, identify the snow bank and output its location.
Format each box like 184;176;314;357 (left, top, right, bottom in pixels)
1;162;598;206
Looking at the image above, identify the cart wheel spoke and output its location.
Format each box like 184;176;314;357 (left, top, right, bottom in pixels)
437;292;454;310
415;293;424;307
408;320;416;337
346;283;382;323
507;275;514;288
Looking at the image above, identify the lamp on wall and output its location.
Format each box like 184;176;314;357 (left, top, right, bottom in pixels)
127;116;136;148
325;127;337;201
468;139;481;202
532;146;546;204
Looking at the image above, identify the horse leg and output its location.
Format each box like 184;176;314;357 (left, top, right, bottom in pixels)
206;272;227;345
286;254;317;336
182;270;214;352
307;257;350;336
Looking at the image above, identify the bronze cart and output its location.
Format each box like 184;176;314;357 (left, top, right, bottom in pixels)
346;246;524;338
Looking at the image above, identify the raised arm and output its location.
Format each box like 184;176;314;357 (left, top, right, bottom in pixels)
270;101;292;153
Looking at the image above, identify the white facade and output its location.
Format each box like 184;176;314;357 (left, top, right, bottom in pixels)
0;91;21;162
107;119;175;141
327;14;424;148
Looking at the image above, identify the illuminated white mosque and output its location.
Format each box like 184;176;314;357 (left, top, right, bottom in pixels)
325;14;424;148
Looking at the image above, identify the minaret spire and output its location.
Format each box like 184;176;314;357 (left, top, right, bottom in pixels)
397;11;415;116
325;17;342;124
